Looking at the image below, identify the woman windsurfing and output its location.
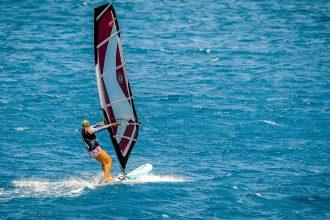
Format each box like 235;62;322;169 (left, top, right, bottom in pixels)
81;119;116;183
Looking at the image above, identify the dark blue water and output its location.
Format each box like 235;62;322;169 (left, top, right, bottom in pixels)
0;0;329;219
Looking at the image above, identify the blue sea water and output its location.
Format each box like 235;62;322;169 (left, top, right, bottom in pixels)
0;0;329;218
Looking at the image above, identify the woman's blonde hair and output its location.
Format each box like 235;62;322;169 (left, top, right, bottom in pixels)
82;120;89;128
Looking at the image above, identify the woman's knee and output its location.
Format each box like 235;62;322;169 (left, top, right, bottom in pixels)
97;151;112;164
106;156;112;164
102;157;112;165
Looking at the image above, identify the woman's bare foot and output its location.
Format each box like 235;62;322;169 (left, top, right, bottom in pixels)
103;175;115;183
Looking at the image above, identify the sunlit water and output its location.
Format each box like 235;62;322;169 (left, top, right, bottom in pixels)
0;0;329;219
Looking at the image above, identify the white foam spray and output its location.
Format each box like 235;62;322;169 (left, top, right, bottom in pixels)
6;173;186;198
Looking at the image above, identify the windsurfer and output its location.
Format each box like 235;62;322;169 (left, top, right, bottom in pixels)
81;119;116;183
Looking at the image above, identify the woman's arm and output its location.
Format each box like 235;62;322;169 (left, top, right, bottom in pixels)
90;122;106;129
91;123;116;133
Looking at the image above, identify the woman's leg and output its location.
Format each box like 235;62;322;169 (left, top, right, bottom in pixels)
96;150;114;182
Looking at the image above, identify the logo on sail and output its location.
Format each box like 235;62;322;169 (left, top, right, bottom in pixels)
117;73;124;83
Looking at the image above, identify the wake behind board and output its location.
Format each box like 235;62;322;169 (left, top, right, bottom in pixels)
117;163;153;181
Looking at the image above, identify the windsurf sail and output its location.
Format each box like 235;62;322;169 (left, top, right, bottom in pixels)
94;3;139;172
